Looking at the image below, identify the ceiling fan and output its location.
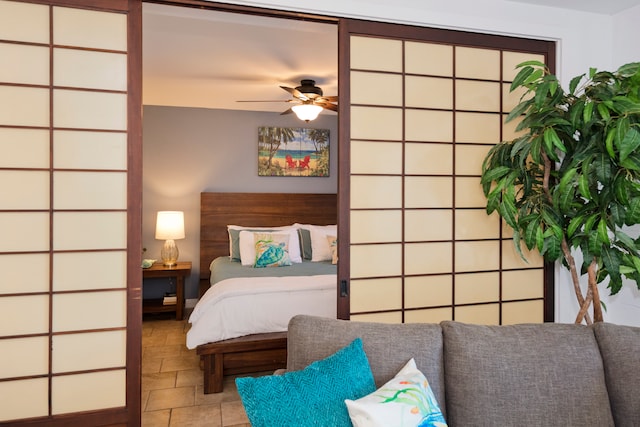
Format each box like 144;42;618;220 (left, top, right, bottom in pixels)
238;79;338;122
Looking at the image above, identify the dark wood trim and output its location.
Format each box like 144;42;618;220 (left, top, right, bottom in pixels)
25;0;129;12
197;332;287;394
126;0;143;426
144;0;339;24
340;18;555;54
337;18;351;320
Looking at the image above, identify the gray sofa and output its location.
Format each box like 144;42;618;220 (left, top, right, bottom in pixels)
286;315;640;426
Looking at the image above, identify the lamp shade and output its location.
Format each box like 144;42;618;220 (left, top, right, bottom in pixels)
292;104;323;122
155;211;185;240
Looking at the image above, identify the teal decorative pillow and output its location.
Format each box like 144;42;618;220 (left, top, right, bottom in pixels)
236;338;376;427
253;233;292;267
345;358;447;427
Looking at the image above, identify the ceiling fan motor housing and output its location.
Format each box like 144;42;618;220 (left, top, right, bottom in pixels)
296;79;323;97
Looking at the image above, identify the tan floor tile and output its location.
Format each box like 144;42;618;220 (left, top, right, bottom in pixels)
142;409;170;427
143;344;184;359
161;353;200;372
142;390;150;411
176;368;204;387
170;404;222;427
221;400;249;426
165;331;187;346
143;333;168;347
195;384;241;406
142;371;177;392
142;357;162;374
146;386;195;411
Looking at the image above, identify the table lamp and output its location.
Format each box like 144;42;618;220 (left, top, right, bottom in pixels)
155;211;185;267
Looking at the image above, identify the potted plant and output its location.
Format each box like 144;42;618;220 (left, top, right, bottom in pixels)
481;61;640;324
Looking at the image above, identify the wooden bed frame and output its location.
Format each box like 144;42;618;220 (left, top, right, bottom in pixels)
197;192;337;393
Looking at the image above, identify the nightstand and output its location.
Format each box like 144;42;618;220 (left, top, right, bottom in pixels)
142;261;192;320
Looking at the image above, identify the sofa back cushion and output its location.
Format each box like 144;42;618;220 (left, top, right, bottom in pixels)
593;322;640;427
441;321;614;426
287;315;445;412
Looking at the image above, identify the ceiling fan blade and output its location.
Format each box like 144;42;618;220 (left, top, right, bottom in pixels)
236;100;293;103
280;108;295;115
280;86;308;101
319;95;338;102
315;101;338;112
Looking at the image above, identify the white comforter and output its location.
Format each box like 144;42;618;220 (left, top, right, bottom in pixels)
186;274;336;349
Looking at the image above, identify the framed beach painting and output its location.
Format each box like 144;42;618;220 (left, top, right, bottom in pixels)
258;126;330;177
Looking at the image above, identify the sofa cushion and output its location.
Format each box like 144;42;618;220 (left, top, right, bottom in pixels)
287;315;445;414
593;322;640;427
345;358;447;427
235;337;375;427
441;321;614;426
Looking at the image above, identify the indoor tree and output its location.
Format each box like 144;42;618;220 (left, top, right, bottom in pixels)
481;61;640;324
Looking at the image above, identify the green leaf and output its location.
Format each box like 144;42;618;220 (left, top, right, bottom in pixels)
614;230;638;255
619;153;640;171
597;103;611;121
602;248;622;293
511;66;534;91
516;60;547;68
618;127;640;162
584;214;599;233
505;101;532;123
616;62;640;76
588;231;602;256
524;219;539;250
597;218;611;246
594;153;613;183
605;128;616;158
542;234;562;261
626;198;640;224
569;73;585;94
499;196;518;229
567;215;584;238
480;166;511;184
583;101;594;123
578;173;592;199
542;130;560;162
558;168;577;192
610;202;626;226
511;229;528;263
525;68;544;86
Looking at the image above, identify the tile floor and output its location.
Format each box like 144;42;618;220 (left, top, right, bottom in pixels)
141;312;253;426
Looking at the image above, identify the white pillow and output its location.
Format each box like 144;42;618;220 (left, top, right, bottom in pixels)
309;224;337;262
227;224;293;259
239;228;302;265
345;358;447;427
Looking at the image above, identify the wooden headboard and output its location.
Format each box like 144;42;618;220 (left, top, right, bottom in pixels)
200;192;337;281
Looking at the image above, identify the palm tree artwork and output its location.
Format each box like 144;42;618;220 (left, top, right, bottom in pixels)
258;127;330;177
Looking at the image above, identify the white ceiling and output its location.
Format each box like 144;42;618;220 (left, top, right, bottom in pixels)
142;1;639;113
507;0;640;15
142;3;337;113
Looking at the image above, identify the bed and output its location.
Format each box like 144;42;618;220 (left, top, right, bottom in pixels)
192;192;338;393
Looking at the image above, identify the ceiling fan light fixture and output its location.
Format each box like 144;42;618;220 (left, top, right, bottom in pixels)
292;103;323;122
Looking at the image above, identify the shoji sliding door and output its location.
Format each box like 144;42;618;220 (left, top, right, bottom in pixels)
338;20;555;324
0;1;141;425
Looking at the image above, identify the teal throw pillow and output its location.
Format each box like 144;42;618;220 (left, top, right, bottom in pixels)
236;338;376;427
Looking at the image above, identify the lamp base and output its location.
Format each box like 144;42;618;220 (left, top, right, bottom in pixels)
161;239;179;267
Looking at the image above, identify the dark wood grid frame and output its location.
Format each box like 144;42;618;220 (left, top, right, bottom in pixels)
198;192;337;393
0;0;141;426
338;19;556;322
